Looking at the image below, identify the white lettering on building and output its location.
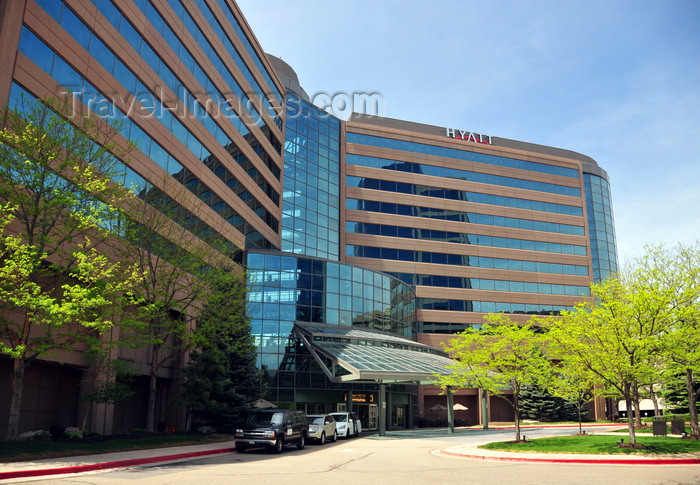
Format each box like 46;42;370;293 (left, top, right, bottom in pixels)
445;127;492;145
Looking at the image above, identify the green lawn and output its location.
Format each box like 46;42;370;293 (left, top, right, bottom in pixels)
0;433;235;462
480;435;700;455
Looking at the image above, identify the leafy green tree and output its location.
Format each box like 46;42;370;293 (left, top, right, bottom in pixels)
645;242;700;437
545;271;675;446
117;182;232;433
178;268;263;431
433;314;550;442
80;348;139;407
0;96;141;440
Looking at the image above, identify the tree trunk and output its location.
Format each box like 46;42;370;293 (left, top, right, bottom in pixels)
686;369;699;437
649;387;661;416
146;346;160;433
6;358;27;440
624;383;637;445
577;404;583;434
632;384;643;428
512;393;521;442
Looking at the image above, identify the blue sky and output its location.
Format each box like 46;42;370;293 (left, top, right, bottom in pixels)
237;0;700;264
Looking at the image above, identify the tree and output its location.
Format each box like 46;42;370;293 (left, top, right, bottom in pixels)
117;182;232;433
647;242;700;437
178;267;263;431
544;271;675;446
519;386;588;424
433;314;550;442
0;95;141;440
539;358;593;434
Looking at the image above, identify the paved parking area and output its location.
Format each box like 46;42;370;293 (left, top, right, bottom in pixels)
1;426;699;484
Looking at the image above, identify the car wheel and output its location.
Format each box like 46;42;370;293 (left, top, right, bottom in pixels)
331;430;337;442
235;444;246;453
273;438;283;454
319;431;326;445
297;434;306;450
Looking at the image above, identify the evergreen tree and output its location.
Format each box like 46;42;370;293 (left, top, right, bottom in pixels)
179;268;263;431
519;386;588;422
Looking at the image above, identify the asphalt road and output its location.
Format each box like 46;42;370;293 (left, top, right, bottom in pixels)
15;427;700;485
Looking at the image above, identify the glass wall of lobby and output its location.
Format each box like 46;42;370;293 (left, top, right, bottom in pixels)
247;251;422;430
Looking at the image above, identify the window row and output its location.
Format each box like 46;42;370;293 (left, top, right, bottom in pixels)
248;291;402;316
346;245;590;276
346;169;581;216
346;198;585;236
346;132;580;179
383;271;590;296
346;221;586;255
247;253;413;293
418;298;569;314
247;272;412;305
346;154;580;197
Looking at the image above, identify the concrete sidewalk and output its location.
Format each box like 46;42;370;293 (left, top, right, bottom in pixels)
0;440;237;482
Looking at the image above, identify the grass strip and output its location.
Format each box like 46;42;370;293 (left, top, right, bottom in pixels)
480;435;700;455
0;433;235;462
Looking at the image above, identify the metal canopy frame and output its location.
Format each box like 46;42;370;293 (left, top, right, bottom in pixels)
293;322;454;385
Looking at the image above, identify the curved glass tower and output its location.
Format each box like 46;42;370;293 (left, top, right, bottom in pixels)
583;165;618;281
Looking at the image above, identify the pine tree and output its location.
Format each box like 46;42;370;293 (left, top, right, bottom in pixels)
179;268;263;431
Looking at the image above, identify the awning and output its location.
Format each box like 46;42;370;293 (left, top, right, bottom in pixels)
293;322;454;384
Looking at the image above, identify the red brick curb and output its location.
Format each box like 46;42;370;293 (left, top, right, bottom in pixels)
0;447;236;481
440;449;700;465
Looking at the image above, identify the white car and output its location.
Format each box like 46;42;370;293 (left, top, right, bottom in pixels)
306;414;337;444
330;412;361;438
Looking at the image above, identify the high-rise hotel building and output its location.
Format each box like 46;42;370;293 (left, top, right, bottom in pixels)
0;0;616;435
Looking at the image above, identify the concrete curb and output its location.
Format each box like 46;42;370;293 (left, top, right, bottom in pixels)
0;447;235;481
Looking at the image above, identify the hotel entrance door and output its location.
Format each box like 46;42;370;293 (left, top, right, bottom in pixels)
355;404;378;430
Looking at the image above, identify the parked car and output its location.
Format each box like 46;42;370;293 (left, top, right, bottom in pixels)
330;412;362;438
234;409;308;453
306;414;337;444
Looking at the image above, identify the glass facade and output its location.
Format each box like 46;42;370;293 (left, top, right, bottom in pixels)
26;0;280;248
282;95;341;259
345;129;592;333
584;173;619;281
246;252;416;408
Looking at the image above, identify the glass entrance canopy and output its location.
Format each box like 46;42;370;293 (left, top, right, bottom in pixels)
294;322;454;384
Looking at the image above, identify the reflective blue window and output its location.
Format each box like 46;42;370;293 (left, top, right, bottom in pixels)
346;199;584;236
347;154;580;197
347;133;579;179
281;96;341;259
349;245;588;276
